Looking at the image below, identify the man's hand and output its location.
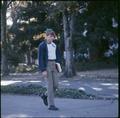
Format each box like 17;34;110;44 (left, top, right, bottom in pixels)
42;71;47;78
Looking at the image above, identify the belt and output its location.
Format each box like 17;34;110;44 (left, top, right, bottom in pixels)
48;59;56;61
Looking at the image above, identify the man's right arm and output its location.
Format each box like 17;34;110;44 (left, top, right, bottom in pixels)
38;44;47;72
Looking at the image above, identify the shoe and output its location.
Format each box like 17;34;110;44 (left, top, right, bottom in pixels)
48;105;59;110
40;93;48;106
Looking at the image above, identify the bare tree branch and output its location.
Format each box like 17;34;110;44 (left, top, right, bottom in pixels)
7;0;12;8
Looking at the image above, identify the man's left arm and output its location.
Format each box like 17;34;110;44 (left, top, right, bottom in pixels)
56;45;62;64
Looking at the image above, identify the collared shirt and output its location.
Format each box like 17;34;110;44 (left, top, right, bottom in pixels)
47;42;56;60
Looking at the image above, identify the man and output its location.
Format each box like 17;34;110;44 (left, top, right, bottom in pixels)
38;28;61;110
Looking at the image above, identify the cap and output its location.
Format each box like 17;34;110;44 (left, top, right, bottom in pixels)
44;28;55;37
44;28;54;33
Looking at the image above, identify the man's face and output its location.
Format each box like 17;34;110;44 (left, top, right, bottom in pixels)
45;34;55;43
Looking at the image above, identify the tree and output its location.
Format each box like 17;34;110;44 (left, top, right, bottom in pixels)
1;1;12;76
8;1;36;66
4;1;118;75
71;1;118;62
62;8;76;77
6;1;80;77
47;1;81;77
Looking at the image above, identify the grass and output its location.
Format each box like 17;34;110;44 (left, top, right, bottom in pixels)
1;84;96;99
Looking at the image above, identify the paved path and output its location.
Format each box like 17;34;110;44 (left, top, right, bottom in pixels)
1;69;118;99
1;94;118;118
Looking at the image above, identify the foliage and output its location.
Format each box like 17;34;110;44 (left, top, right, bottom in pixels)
73;1;118;61
15;64;38;73
6;1;118;70
1;84;97;99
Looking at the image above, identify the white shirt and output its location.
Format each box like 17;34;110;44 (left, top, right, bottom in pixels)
47;42;56;60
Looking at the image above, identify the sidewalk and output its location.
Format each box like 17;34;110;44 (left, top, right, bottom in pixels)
1;69;118;99
1;94;118;118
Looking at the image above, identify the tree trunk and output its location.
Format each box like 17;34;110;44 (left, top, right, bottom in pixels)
26;47;32;65
69;12;76;76
63;9;76;78
1;1;9;76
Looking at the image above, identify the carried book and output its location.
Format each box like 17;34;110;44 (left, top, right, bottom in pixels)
55;63;62;72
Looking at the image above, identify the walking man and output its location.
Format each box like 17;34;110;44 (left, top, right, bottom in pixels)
38;28;61;110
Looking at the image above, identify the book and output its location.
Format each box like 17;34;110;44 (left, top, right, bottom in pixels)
55;63;62;72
